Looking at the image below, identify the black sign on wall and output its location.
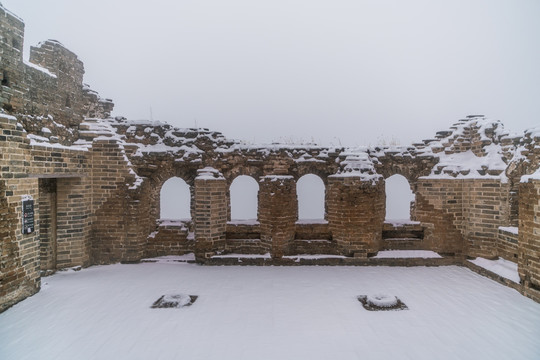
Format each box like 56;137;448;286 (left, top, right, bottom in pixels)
22;198;35;234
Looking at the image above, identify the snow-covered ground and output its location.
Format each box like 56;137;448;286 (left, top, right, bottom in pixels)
469;257;520;283
1;261;539;360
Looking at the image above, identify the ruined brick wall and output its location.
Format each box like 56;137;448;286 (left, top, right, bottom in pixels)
506;128;540;226
462;179;510;258
1;7;112;146
415;179;465;256
0;115;40;312
89;138;144;264
415;178;510;258
3;2;540;313
518;179;540;302
0;3;115;311
497;228;518;262
145;221;194;258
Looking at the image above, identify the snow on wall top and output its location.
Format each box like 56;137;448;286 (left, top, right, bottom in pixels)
14;110;539;186
414;116;512;181
81;115;539;183
196;167;225;180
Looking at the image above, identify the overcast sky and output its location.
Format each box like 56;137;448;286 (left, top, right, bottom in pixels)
3;0;540;147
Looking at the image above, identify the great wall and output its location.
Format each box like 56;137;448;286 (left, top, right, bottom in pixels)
1;3;539;312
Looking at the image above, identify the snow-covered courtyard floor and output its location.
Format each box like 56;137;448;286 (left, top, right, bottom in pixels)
1;260;540;360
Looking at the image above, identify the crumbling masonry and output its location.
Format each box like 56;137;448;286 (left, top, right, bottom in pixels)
1;4;539;312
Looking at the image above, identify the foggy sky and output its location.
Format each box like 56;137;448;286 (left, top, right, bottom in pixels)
3;0;540;146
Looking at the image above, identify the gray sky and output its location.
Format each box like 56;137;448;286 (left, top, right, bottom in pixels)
3;0;540;146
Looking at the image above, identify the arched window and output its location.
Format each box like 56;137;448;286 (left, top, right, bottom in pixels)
230;175;259;220
385;174;414;221
297;174;325;220
160;177;191;220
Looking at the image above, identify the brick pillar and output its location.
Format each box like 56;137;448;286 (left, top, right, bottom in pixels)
258;175;297;258
327;175;385;257
194;167;227;260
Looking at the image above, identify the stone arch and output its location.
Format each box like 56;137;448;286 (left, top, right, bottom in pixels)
297;173;326;220
229;175;259;221
223;166;264;186
146;165;197;223
385;174;415;221
291;163;333;185
223;166;264;221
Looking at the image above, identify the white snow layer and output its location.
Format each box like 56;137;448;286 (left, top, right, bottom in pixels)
23;60;57;78
521;167;540;183
499;226;518;235
373;250;442;259
469;257;520;283
1;263;539;360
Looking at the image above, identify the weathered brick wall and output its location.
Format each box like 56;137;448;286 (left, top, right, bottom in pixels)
415;179;464;255
0;114;41;312
327;176;385;257
225;222;267;254
381;222;425;250
415;178;510;258
258;176;297;258
518;179;540;301
56;176;92;267
462;179;510;258
1;7;112;145
506;128;540;227
294;222;331;240
145;221;194;258
497;227;518;262
90;138;144;264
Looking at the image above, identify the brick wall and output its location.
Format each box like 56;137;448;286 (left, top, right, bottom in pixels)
497;227;518;262
415;178;510;258
145;220;194;258
462;179;510;258
258;176;297;258
0;115;41;312
225;222;267;254
194;168;227;259
327;176;385;257
90;138;145;264
415;179;465;255
519;179;540;302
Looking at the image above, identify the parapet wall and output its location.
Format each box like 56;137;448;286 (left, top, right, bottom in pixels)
1;2;540;312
